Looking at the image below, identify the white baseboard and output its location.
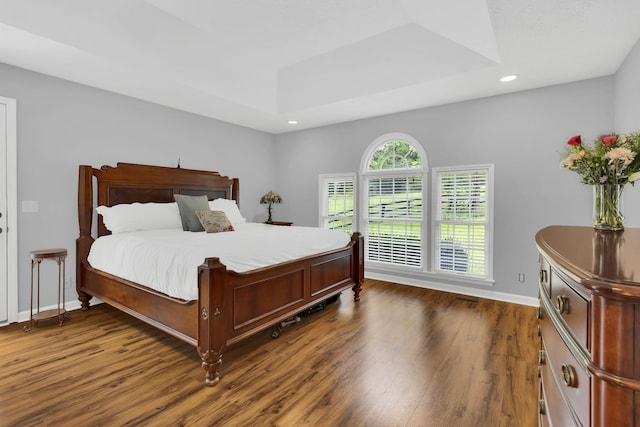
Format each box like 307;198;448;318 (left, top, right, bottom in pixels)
1;274;537;328
8;298;103;326
15;300;84;324
366;271;539;307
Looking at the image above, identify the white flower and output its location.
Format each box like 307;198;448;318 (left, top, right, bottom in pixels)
561;150;585;168
605;147;635;167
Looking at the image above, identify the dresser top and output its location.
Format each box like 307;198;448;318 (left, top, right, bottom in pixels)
536;225;640;293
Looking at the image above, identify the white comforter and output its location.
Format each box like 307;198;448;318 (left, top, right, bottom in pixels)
87;223;351;300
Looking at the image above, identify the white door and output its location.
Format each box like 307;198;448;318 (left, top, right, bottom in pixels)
0;97;17;326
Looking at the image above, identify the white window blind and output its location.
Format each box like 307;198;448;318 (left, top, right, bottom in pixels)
366;175;423;267
434;166;492;278
319;174;355;234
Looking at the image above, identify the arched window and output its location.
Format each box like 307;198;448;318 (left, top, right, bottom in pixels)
361;134;427;268
319;132;493;283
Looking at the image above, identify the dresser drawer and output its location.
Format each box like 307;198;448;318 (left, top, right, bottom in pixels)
550;271;589;349
540;339;579;427
540;312;590;426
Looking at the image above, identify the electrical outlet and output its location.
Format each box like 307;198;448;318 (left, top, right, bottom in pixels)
518;273;525;283
21;200;38;213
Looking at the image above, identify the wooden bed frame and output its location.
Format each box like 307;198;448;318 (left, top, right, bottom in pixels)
76;162;364;386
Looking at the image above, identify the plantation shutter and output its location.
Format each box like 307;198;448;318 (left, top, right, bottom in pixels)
435;167;491;278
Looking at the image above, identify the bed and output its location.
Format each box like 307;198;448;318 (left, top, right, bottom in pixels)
76;162;364;386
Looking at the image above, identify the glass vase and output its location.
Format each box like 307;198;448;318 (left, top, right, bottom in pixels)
594;183;625;231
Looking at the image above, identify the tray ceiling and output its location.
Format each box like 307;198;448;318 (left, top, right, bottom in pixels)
0;0;639;133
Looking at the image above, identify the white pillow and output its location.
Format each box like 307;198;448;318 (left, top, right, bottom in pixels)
96;202;182;234
208;198;246;225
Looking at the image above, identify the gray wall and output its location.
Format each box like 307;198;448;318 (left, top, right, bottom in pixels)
275;77;617;299
615;37;640;132
4;33;640;310
614;36;640;254
0;62;276;312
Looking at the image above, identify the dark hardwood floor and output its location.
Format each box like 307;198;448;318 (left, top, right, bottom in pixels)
0;279;538;426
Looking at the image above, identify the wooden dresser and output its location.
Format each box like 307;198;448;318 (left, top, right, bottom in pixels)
536;225;640;426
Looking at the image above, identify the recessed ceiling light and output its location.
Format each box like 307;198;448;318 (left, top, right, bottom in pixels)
499;74;518;82
287;120;298;125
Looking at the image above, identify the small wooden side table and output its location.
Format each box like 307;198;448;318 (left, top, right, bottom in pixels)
266;221;293;226
24;248;68;332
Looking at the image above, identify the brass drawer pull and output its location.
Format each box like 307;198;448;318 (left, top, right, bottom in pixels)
539;269;547;284
561;364;577;388
556;295;570;314
539;399;546;415
538;350;546;365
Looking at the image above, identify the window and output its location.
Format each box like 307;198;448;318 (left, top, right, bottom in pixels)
319;173;356;234
361;134;427;268
319;133;494;286
433;165;493;279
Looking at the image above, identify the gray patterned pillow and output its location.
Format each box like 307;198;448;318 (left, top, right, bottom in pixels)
174;194;210;232
195;210;235;233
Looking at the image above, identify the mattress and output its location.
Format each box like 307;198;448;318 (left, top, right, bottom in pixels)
87;223;351;300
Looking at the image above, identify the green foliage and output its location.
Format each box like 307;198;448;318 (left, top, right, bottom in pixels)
369;140;421;170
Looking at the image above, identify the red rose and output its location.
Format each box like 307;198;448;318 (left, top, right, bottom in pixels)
601;135;617;146
567;135;581;146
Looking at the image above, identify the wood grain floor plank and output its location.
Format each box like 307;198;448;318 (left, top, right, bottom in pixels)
0;279;537;426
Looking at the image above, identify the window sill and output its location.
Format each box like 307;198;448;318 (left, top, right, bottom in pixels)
366;262;495;289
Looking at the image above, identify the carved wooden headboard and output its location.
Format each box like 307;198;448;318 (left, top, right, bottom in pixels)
78;162;240;238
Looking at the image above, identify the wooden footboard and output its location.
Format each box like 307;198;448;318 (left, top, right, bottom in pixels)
77;163;364;386
197;234;363;385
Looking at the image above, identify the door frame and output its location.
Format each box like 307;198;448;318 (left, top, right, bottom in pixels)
1;96;17;326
